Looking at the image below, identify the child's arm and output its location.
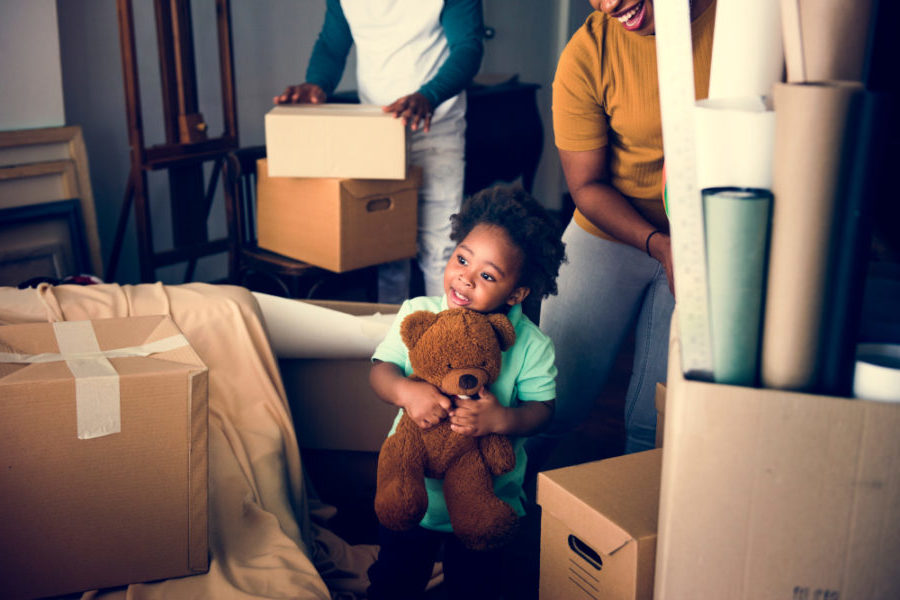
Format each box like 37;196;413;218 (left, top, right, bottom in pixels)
449;390;554;437
370;360;454;430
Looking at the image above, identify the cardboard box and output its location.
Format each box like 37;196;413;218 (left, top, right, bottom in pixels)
265;103;407;180
655;322;900;600
654;383;666;448
0;316;209;600
538;449;662;600
279;299;400;452
257;159;421;272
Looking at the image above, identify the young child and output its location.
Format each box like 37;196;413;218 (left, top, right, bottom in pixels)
367;185;567;600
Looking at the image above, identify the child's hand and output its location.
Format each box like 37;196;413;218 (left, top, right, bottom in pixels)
274;83;326;105
398;379;452;430
449;388;509;437
383;92;433;132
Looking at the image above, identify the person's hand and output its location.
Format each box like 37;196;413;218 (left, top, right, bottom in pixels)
273;83;326;105
397;379;452;429
648;232;675;297
383;92;433;132
449;388;508;437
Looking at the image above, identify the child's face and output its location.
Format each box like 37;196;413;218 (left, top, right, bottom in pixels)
444;223;530;313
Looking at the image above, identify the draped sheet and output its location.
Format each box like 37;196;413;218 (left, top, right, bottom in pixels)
0;283;378;600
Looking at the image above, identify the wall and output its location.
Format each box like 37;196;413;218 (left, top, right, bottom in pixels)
53;0;568;285
0;0;65;131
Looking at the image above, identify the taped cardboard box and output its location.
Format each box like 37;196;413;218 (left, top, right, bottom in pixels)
265;103;407;180
655;320;900;600
0;316;208;600
257;159;421;272
538;449;662;600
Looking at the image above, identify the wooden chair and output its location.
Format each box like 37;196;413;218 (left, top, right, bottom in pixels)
223;145;326;297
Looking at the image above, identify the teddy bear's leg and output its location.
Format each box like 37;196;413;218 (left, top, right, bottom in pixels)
443;451;518;552
374;416;429;531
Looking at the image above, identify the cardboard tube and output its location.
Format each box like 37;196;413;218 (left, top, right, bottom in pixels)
780;0;874;83
761;81;864;391
709;0;785;99
694;97;776;191
704;188;772;386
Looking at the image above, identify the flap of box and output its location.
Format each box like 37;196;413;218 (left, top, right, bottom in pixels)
267;103;390;119
341;165;423;197
0;316;206;439
538;449;662;556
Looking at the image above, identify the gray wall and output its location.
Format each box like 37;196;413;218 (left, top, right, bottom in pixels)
0;1;65;131
53;0;579;285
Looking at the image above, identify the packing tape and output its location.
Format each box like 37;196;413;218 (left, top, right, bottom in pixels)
0;321;189;440
655;1;714;380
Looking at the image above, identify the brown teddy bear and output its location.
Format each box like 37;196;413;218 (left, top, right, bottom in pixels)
374;308;520;551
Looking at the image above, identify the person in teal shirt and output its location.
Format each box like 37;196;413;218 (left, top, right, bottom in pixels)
275;0;485;305
368;184;567;599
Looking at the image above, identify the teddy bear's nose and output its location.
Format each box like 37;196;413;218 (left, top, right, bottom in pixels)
459;374;478;390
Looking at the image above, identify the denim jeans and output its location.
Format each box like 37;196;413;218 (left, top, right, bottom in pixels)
378;116;466;304
525;220;674;477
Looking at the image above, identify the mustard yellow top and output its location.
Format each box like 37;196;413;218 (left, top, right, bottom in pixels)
552;3;716;240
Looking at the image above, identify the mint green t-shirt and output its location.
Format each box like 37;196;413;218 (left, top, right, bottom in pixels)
372;295;557;532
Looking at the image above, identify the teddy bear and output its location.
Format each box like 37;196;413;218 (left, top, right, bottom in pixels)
374;307;520;551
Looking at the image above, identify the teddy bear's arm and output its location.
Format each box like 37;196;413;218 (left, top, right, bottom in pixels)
478;433;516;476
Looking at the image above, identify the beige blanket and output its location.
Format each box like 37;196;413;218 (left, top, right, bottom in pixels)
0;283;377;600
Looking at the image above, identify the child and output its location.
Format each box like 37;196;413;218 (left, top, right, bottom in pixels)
367;185;567;600
274;0;485;304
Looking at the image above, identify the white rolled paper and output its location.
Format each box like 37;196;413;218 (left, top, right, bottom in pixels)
709;0;785;99
694;97;776;191
252;292;396;359
854;344;900;402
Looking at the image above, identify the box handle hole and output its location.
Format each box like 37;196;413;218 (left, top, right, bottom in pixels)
568;534;603;571
366;197;392;212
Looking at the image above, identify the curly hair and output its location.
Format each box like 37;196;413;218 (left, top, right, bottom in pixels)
450;184;567;299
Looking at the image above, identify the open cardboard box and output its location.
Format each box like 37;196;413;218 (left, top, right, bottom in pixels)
655;317;900;599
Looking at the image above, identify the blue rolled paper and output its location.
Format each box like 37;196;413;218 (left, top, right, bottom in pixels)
703;187;772;386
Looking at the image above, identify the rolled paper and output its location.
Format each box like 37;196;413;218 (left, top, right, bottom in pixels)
853;344;900;402
761;81;864;391
780;0;874;83
694;97;776;191
709;0;785;99
704;187;772;386
818;92;888;396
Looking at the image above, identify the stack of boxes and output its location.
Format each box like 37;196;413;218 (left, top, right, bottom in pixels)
261;104;422;273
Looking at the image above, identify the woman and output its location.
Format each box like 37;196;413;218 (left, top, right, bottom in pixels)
526;0;716;470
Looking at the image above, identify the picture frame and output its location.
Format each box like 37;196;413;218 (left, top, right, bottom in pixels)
0;199;90;287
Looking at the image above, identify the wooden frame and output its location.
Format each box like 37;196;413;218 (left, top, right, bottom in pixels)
0;199;90;286
0;126;103;277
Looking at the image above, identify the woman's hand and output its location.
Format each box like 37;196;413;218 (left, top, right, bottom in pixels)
383;92;433;132
648;232;675;297
273;83;326;105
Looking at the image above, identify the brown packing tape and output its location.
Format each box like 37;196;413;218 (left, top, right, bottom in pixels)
762;82;863;390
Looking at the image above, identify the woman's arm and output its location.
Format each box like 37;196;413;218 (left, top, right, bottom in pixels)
560;146;674;293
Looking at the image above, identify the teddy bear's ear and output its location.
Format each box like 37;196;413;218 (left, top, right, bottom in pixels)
400;311;440;349
487;313;517;352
